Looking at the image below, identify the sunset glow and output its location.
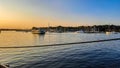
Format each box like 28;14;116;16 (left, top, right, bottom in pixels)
0;0;120;28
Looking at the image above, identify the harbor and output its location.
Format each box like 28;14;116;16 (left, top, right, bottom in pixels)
0;0;120;68
0;25;120;34
0;31;120;68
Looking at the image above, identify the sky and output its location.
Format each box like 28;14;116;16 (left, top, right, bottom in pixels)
0;0;120;29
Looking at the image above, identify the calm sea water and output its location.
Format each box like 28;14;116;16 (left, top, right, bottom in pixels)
0;31;120;68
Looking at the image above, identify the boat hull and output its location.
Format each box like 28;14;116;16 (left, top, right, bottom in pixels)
32;30;46;34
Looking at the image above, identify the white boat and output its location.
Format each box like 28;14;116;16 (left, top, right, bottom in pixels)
32;29;46;34
106;31;118;35
76;30;84;33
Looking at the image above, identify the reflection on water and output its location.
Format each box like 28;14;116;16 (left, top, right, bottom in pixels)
0;31;120;68
33;34;45;45
0;31;120;47
33;34;45;40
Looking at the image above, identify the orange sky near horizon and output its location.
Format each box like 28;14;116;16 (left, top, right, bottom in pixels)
0;20;86;29
0;0;98;29
0;5;82;29
0;0;119;29
0;7;89;29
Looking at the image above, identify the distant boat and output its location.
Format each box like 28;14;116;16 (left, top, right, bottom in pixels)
76;30;84;33
32;28;46;34
105;25;119;34
106;31;118;35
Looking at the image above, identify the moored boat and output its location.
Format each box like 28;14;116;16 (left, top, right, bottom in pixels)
32;27;46;34
76;30;84;33
106;31;118;35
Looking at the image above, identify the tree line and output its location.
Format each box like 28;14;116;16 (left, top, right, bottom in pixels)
33;25;120;32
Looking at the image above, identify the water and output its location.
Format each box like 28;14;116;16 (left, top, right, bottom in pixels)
0;31;120;68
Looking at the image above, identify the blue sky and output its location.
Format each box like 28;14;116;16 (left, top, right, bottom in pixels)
0;0;120;28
